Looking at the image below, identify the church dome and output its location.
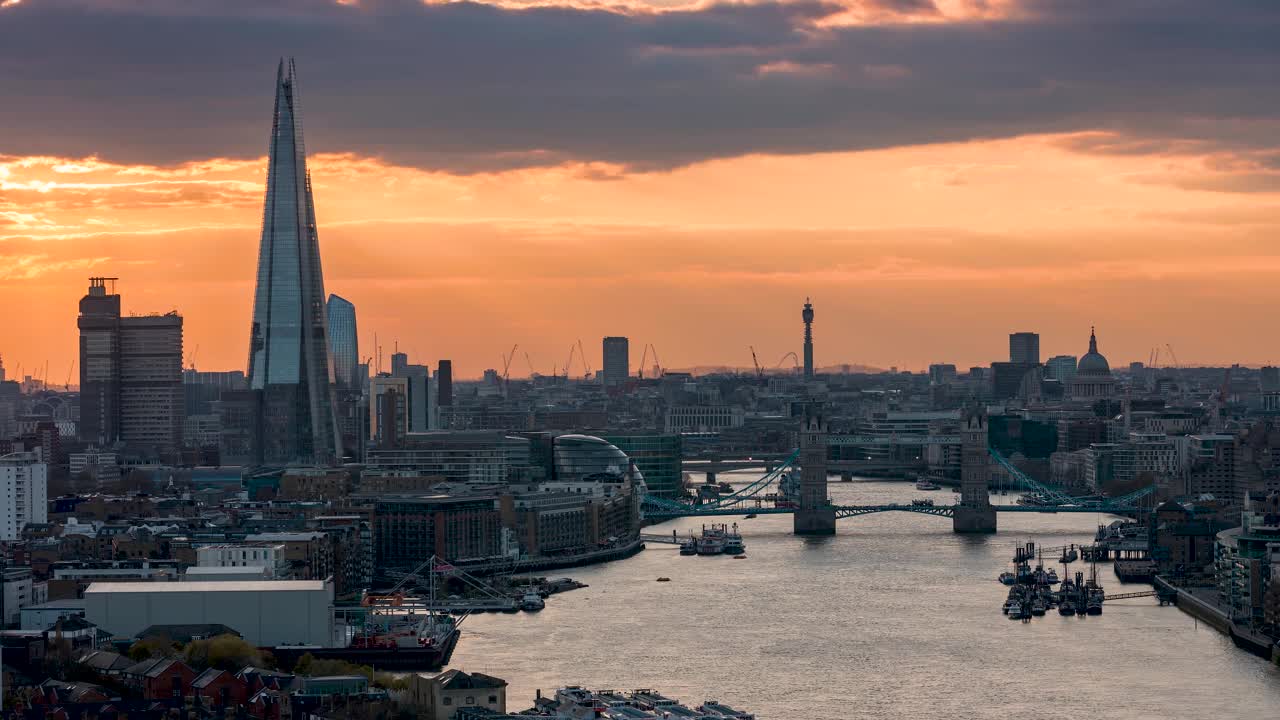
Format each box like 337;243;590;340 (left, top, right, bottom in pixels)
1077;327;1111;376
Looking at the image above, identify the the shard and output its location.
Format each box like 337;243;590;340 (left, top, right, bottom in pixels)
245;59;341;466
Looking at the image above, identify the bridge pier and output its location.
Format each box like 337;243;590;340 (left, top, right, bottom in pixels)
952;505;997;534
706;471;716;484
840;471;853;482
794;413;837;536
794;507;837;535
953;407;997;534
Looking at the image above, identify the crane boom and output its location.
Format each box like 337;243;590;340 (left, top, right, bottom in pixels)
750;346;762;381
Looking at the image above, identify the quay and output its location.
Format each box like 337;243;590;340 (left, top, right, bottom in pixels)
1154;576;1278;661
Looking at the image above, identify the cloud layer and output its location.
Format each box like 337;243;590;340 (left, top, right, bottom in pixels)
3;0;1279;171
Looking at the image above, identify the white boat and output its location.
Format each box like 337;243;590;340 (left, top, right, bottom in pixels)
721;523;746;555
915;478;941;491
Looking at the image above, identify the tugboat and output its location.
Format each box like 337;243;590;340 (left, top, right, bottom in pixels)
1031;598;1047;617
1058;599;1075;616
519;591;545;612
999;572;1017;586
914;477;941;491
1087;591;1104;616
1045;568;1060;584
679;538;697;556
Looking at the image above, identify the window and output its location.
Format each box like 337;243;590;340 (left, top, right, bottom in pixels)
443;697;452;706
488;695;498;704
465;696;475;705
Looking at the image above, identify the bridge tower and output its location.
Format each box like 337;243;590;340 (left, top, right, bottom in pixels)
794;413;836;535
953;406;997;533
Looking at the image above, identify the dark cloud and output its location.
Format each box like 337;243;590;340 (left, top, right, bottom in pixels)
1;0;1278;172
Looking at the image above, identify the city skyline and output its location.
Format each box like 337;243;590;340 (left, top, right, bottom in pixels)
5;2;1280;378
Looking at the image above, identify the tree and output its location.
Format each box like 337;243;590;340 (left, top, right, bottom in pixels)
183;634;263;671
128;635;176;661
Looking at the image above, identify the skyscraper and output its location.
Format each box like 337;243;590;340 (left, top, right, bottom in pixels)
77;277;183;460
1009;332;1040;365
437;360;453;408
602;337;629;385
802;298;814;379
245;59;340;466
326;295;358;389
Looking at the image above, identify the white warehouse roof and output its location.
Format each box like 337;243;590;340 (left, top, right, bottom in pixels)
86;580;326;594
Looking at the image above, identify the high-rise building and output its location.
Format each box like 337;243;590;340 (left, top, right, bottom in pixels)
437;361;453;407
77;277;183;459
369;376;409;449
326;295;358;389
327;295;362;461
391;351;409;378
802;299;815;379
0;452;48;541
602;337;629;386
244;59;341;466
1009;332;1040;365
118;313;183;458
78;277;122;447
1045;355;1078;385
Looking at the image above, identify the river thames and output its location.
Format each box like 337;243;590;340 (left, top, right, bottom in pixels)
448;477;1280;719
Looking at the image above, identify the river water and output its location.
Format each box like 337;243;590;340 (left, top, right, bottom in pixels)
448;477;1280;719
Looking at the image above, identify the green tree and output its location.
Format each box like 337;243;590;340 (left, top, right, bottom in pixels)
183;634;263;671
128;635;176;661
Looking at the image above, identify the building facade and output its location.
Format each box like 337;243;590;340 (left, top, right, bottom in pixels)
601;337;629;386
0;452;49;540
244;59;341;466
1009;332;1040;365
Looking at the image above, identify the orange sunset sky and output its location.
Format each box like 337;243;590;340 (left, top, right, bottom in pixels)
3;0;1280;379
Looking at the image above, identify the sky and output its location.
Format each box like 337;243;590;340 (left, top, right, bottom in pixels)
3;0;1280;380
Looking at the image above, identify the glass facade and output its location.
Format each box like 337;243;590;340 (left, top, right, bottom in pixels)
553;434;643;486
327;294;358;389
603;433;682;498
246;59;340;465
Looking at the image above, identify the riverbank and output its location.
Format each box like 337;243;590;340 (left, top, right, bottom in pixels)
462;538;645;576
1154;575;1277;661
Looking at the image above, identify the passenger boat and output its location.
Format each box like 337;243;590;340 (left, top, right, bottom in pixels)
1087;592;1104;615
1031;599;1046;616
914;478;941;491
679;539;697;556
1045;568;1060;584
999;572;1016;586
721;524;746;555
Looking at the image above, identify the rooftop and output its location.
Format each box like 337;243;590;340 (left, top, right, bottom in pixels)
85;580;327;594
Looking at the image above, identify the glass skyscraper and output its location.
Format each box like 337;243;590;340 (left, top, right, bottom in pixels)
246;59;340;466
327;294;358;389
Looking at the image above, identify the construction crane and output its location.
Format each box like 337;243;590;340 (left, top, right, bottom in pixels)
64;360;75;391
1211;365;1236;431
563;344;577;380
500;344;518;394
637;343;662;380
524;352;538;378
187;344;200;371
1165;344;1180;370
749;346;763;382
576;339;591;379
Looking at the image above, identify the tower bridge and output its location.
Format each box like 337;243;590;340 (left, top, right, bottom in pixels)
642;408;1154;534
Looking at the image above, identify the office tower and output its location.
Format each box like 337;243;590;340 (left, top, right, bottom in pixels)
391;351;409;378
326;295;358;389
78;277;122;446
602;337;629;386
1046;355;1078;385
437;360;453;407
369;376;408;448
802;299;814;379
245;59;341;465
77;277;183;459
118;312;184;458
0;452;48;540
1261;367;1280;393
928;363;958;385
1009;332;1040;365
